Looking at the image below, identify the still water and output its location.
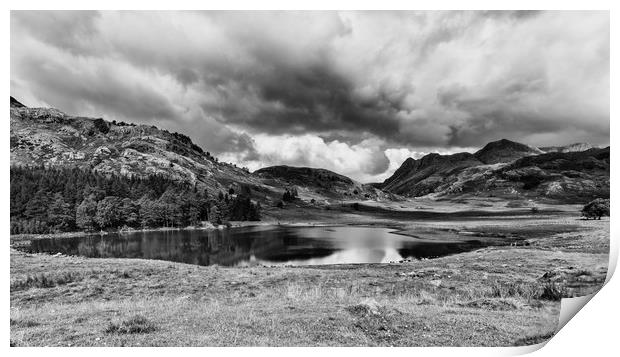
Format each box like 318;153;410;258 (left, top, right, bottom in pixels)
25;226;492;267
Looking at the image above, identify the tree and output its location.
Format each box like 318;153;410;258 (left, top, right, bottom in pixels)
76;195;98;231
95;196;123;229
581;198;610;220
282;187;298;202
139;198;163;228
48;193;75;231
228;195;260;221
209;205;222;225
120;198;140;227
23;190;50;220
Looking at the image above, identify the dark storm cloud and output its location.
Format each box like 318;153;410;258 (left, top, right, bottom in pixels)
11;10;609;181
17;55;178;122
206;65;403;138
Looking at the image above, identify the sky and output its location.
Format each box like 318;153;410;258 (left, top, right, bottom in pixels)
10;11;609;183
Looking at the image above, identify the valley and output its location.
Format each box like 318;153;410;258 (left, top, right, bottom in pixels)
9;97;611;346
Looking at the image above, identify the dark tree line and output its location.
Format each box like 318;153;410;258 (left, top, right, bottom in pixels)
10;166;260;234
282;187;298;202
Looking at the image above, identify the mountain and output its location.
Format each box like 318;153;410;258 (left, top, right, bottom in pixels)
255;165;383;200
380;139;609;202
380;152;484;196
474;139;543;164
10;98;609;206
540;143;596;153
439;147;610;202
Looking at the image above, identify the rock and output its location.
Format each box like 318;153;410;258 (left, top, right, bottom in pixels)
346;299;382;317
429;279;442;287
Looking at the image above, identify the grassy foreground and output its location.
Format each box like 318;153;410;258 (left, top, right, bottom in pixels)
10;211;608;347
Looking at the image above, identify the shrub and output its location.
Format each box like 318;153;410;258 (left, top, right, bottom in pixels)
581;198;610;220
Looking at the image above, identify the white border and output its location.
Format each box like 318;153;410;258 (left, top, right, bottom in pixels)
3;2;617;357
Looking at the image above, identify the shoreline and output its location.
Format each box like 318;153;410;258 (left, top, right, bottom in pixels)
10;214;609;346
9;206;582;250
10;208;609;346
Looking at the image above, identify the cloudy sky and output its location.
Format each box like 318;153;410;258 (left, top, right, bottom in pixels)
11;11;609;182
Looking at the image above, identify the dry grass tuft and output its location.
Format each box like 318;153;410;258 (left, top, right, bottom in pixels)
105;315;157;334
10;272;82;291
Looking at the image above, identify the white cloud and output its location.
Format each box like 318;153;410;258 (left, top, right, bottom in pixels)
220;134;389;182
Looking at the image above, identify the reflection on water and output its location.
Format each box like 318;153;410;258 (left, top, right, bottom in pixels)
26;226;491;267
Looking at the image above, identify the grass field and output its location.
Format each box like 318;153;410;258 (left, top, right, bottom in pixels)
10;207;609;347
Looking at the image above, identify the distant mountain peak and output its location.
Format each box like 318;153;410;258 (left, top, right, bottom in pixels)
540;143;597;153
474;139;543;165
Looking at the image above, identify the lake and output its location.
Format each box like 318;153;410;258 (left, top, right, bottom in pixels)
24;226;498;267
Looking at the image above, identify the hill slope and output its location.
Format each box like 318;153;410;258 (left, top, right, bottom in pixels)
10;98;266;198
255;165;384;200
380;152;484;196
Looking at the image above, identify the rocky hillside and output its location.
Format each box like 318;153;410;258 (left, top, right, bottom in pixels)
380;138;609;203
10;97;265;199
381;152;484;196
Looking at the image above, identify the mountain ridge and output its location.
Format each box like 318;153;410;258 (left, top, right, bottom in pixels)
10;97;609;204
379;138;609;202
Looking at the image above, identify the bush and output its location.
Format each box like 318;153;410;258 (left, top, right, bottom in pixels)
581;198;610;220
105;315;157;334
